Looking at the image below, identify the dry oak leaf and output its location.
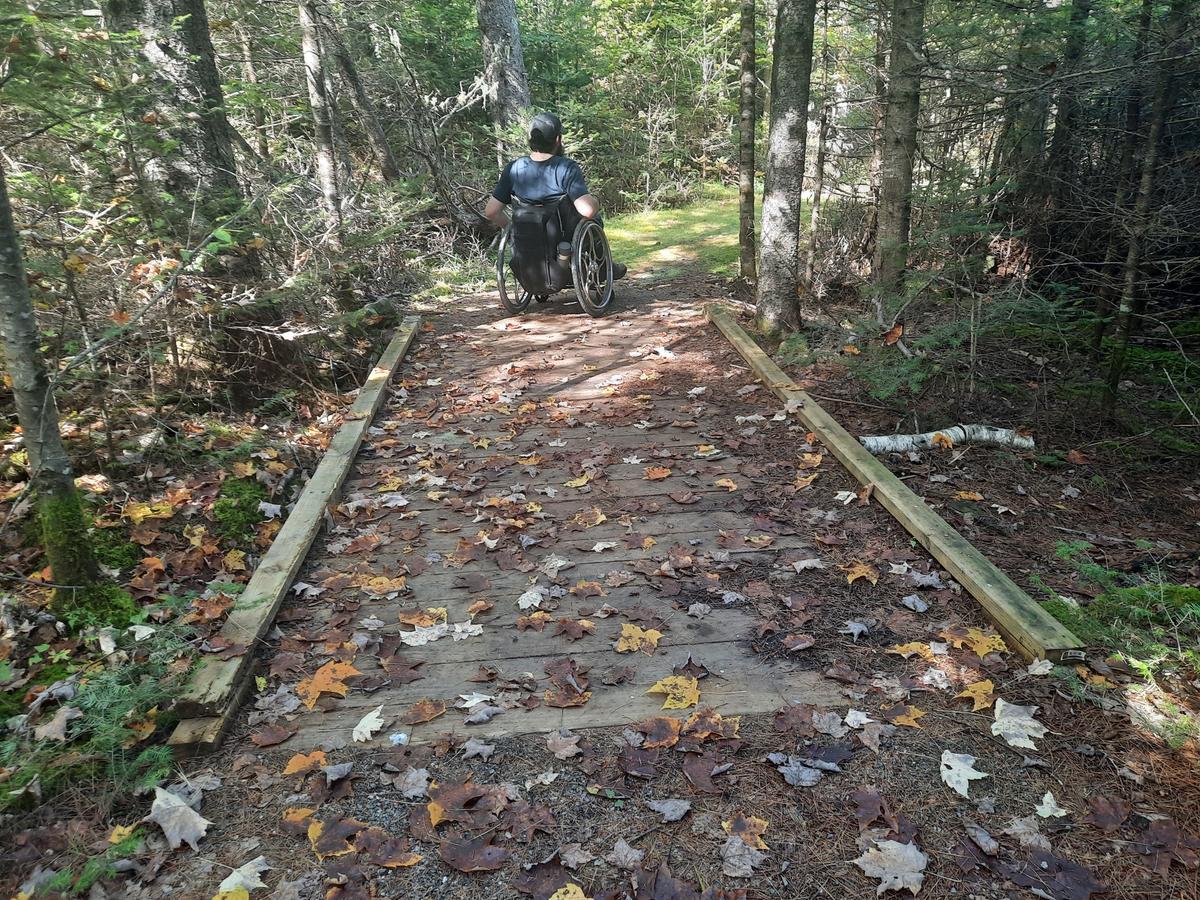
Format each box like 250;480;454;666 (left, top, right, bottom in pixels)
643;466;672;481
296;660;361;709
714;478;738;492
854;839;928;895
147;787;211;851
723;814;769;849
954;680;996;711
841;561;880;585
885;704;926;728
282;750;327;776
646;675;700;710
399;698;447;725
614;623;663;654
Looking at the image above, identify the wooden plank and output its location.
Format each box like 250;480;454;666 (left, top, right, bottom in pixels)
706;305;1082;662
172;317;422;723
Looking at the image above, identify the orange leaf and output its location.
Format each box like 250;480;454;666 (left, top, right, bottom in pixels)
643;466;672;481
882;323;904;345
296;660;361;709
282;750;327;775
840;561;879;585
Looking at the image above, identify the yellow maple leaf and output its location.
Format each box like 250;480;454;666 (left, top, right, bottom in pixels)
890;704;926;728
212;890;250;900
296;661;361;709
122;500;175;525
570;507;607;528
223;549;247;572
549;885;591;900
230;461;256;478
614;623;663;654
953;490;984;501
888;642;934;660
714;478;738;492
646;675;700;709
108;823;136;844
954;680;996;711
799;452;824;468
841;561;879;585
941;626;1009;657
793;472;819;490
565;473;591;488
722;814;770;849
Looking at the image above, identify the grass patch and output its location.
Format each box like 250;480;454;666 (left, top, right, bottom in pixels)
1041;541;1200;680
605;183;743;278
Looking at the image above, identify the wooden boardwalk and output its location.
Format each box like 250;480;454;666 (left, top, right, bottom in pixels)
264;289;840;750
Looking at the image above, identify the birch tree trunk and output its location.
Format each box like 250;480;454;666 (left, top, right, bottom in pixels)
298;0;343;238
871;0;925;297
737;0;757;284
103;0;241;230
756;0;817;334
477;0;532;160
0;164;100;600
325;17;402;181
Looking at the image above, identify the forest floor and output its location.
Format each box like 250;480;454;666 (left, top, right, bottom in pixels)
6;191;1200;900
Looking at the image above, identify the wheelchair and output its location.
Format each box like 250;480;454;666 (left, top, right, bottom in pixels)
495;193;615;317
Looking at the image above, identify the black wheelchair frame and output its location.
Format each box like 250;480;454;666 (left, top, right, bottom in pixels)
496;193;615;317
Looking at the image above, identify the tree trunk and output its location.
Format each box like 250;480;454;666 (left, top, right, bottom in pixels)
1045;0;1092;211
0;164;100;600
806;1;831;287
104;0;242;230
237;25;270;159
737;0;757;284
871;0;925;297
298;0;343;238
477;0;532;160
1102;0;1185;414
756;0;817;334
860;0;888;260
325;17;402;181
1090;0;1154;353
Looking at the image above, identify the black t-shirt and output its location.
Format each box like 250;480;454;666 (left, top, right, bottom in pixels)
492;155;590;205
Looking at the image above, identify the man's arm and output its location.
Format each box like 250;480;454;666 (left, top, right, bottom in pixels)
573;194;600;219
484;195;509;228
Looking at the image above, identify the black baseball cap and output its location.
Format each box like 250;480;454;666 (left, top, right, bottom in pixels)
528;112;563;152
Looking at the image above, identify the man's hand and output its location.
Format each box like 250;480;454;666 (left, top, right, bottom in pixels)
484;196;510;228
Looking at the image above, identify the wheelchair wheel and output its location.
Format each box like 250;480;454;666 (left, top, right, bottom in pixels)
496;227;533;314
571;219;614;317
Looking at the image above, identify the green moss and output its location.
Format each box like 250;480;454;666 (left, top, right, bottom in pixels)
212;477;266;543
39;489;98;594
0;690;24;719
90;523;139;572
62;583;138;631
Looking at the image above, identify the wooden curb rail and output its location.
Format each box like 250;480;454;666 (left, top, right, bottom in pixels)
706;304;1082;662
168;316;421;753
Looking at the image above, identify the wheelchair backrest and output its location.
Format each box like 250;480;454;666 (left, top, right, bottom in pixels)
509;194;581;295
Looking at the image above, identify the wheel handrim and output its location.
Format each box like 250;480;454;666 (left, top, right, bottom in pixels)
579;226;612;309
497;230;531;311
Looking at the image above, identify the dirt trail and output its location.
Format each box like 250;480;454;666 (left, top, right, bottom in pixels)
167;277;1198;900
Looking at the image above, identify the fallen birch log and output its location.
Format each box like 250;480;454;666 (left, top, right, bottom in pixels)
859;425;1035;454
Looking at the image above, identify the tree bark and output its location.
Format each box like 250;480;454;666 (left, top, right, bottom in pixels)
237;25;270;159
756;0;817;334
0;163;100;596
871;0;925;297
1102;0;1185;413
1045;0;1092;211
477;0;532;157
104;0;242;230
806;1;831;287
298;0;343;238
860;0;888;260
737;0;757;284
325;16;402;181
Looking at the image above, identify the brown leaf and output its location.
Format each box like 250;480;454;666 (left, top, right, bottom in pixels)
553;618;596;641
1082;796;1129;835
438;831;512;872
380;654;426;684
399;698;447;725
773;703;816;736
250;724;296;748
637;716;683;750
782;633;816;651
682;750;725;794
308;817;368;860
502;800;557;842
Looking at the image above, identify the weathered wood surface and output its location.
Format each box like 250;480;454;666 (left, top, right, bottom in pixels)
706;304;1082;661
172;317;422;726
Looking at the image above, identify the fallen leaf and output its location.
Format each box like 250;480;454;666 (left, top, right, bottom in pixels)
842;561;879;585
723;814;769;849
217;856;271;894
854;839;927;895
614;623;663;654
296;661;361;709
399;699;447;725
352;705;386;742
645;675;700;709
991;699;1046;750
721;834;765;877
147;787;211;851
1036;792;1070;819
647;799;691;822
605;838;645;870
439;831;512;872
282;750;327;776
885;703;926;728
940;751;989;798
546;730;582;760
643;466;672;481
714;478;738;492
954;680;996;711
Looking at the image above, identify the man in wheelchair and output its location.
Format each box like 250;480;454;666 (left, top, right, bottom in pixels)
483;112;627;316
